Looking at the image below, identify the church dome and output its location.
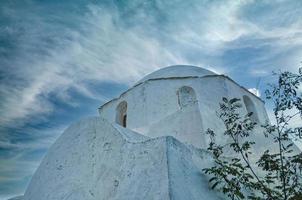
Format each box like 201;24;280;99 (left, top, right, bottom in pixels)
136;65;216;85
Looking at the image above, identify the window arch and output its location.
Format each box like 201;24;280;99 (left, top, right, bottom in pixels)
177;86;197;108
116;101;127;127
243;95;259;122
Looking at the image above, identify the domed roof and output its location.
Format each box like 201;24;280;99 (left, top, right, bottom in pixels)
136;65;216;85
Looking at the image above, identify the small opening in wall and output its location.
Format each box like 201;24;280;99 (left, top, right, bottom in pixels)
123;114;127;127
177;86;197;108
116;101;127;127
243;95;259;123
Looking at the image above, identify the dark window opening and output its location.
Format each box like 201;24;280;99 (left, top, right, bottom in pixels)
116;101;127;127
122;114;127;127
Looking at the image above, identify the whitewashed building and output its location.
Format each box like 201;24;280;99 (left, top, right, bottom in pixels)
22;65;283;200
99;65;268;148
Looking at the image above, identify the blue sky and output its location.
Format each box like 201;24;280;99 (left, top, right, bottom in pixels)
0;0;302;199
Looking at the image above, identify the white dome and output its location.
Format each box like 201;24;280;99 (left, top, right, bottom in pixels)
136;65;216;85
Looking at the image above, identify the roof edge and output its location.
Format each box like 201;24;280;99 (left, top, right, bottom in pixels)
98;75;264;110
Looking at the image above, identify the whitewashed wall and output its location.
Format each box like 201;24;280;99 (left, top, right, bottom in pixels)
99;75;268;149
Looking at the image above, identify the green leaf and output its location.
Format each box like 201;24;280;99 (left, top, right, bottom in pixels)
211;181;219;189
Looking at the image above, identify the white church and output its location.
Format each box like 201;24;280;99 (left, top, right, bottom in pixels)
20;65;294;200
98;65;268;149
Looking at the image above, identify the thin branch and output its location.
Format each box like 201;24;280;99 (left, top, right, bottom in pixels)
275;97;288;200
279;112;301;134
229;133;273;198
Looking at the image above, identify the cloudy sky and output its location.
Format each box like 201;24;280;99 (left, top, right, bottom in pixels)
0;0;302;199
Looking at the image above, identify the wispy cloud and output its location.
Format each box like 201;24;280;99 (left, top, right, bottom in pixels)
0;124;64;199
1;0;302;126
0;3;182;127
1;0;302;198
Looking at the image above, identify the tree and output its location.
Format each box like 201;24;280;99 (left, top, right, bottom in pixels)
203;68;302;200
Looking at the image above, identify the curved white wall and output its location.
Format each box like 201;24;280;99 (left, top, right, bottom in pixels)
99;76;268;149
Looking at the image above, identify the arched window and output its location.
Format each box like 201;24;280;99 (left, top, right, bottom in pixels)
243;95;259;122
177;86;197;108
116;101;127;127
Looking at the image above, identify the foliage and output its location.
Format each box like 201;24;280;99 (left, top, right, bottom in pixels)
203;68;302;200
